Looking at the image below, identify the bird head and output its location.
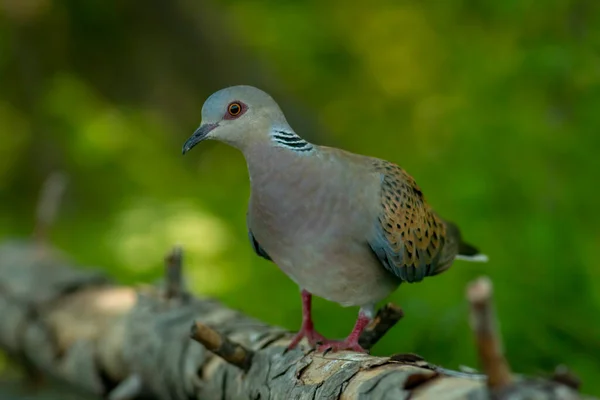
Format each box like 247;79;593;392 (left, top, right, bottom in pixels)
182;85;288;154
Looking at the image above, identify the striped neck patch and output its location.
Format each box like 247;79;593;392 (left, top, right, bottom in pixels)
271;130;313;152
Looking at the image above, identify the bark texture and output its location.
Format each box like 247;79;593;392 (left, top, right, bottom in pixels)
0;240;594;400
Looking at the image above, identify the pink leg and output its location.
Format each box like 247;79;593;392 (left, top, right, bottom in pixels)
317;309;372;353
287;290;327;350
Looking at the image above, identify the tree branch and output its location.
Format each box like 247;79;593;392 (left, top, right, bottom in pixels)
190;322;254;372
359;302;404;350
0;176;592;400
467;276;513;390
0;240;592;400
164;246;185;300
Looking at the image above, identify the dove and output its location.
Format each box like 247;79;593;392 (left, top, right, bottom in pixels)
182;86;487;352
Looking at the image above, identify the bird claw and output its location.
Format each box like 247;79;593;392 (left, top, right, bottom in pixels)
287;325;327;350
317;339;368;353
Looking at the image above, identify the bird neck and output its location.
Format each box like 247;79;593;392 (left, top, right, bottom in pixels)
269;129;314;153
241;128;315;188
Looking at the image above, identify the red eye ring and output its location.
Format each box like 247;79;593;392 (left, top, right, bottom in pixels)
228;102;242;116
224;101;247;120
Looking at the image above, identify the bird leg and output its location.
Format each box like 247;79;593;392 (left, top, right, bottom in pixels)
317;307;373;353
287;289;327;349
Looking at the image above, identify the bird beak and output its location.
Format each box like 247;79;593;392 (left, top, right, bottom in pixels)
182;123;218;155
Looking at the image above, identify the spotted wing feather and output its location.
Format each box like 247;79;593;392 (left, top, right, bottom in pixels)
368;160;447;283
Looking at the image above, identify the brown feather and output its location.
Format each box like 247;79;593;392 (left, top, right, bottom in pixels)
372;159;449;279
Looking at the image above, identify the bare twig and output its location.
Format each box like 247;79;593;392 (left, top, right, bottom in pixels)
190;321;254;371
359;302;404;350
467;276;513;390
33;171;67;243
164;246;184;299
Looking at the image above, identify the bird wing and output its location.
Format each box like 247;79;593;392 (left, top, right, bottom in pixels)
368;159;447;283
248;228;272;261
247;210;272;262
248;228;273;261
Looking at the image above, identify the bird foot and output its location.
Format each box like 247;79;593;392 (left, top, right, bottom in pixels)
316;311;371;353
287;325;327;350
317;338;368;353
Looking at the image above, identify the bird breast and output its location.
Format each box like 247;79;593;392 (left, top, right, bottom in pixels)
248;149;372;253
245;148;398;306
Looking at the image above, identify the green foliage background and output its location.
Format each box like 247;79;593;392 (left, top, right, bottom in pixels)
1;0;599;394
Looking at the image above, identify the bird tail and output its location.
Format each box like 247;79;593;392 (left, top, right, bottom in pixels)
454;240;489;263
428;220;488;277
443;220;489;263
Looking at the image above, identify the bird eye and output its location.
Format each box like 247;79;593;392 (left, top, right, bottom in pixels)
228;102;242;116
